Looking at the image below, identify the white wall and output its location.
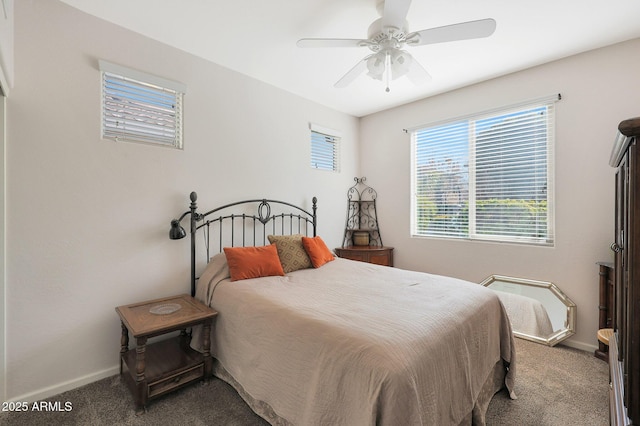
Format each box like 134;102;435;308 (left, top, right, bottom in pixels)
5;0;359;401
360;37;640;350
0;0;13;92
0;0;12;405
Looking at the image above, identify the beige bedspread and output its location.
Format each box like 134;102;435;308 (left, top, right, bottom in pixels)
192;256;515;425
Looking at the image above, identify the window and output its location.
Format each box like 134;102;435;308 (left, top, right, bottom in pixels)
99;60;186;149
310;123;340;172
410;95;558;245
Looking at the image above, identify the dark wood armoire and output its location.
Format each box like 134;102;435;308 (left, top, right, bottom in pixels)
610;117;640;425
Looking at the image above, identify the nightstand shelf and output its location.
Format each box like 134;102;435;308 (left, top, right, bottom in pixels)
120;337;204;400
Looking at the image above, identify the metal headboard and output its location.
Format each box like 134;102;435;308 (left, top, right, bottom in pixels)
172;192;317;296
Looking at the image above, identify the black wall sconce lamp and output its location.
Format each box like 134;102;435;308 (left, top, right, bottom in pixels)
169;219;187;240
169;191;200;296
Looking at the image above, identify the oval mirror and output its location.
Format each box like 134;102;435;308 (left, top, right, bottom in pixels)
480;275;576;346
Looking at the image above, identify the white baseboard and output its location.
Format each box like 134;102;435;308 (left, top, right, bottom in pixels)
560;338;598;353
6;365;119;403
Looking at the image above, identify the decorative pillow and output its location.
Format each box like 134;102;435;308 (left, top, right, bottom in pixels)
301;236;335;268
267;234;313;273
223;245;285;281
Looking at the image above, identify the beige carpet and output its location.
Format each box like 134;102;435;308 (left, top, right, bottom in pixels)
486;339;609;425
0;338;609;425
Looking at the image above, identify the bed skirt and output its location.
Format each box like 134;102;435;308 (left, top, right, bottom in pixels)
212;357;508;426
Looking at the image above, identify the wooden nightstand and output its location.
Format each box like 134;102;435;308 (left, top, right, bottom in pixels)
334;246;394;267
116;294;218;413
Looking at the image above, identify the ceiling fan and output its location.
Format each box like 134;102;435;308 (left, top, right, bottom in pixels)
296;0;496;92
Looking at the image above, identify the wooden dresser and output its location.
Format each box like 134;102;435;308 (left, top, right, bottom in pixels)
334;246;394;267
609;116;640;425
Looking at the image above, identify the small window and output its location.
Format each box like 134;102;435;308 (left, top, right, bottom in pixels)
410;95;559;246
99;60;186;149
310;123;340;172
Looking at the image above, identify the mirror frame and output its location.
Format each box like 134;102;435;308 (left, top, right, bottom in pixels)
480;275;577;346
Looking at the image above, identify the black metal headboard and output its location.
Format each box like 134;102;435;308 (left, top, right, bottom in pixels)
170;192;317;296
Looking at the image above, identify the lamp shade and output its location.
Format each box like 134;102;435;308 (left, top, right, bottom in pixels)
169;219;187;240
390;49;412;80
366;52;385;80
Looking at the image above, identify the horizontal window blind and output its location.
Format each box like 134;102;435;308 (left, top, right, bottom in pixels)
474;107;551;241
413;121;469;237
311;130;340;171
411;96;557;245
100;63;184;149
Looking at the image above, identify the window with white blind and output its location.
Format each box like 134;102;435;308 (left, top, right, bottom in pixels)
410;95;559;245
99;60;186;149
310;123;340;172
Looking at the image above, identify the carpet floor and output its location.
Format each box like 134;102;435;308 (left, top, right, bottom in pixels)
0;338;609;425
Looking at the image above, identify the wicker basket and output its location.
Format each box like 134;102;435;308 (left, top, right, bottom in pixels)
352;231;370;246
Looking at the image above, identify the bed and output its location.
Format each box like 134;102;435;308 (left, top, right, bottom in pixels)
170;192;516;425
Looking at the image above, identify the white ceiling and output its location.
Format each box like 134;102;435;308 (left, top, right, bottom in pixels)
59;0;640;117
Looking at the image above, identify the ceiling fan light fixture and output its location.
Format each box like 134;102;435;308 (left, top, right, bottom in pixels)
390;49;412;80
366;52;386;80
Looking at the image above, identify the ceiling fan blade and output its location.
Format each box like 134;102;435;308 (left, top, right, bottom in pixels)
381;0;413;29
405;56;432;85
408;18;496;46
334;56;371;88
297;38;366;48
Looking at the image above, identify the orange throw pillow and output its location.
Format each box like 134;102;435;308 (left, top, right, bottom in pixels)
223;245;285;281
301;236;335;268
